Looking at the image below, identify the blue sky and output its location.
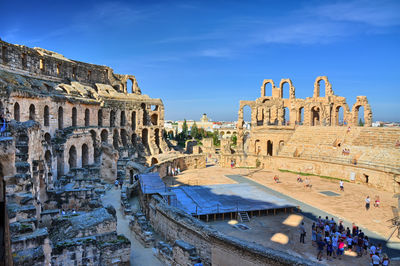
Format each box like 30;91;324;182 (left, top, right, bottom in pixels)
1;0;399;121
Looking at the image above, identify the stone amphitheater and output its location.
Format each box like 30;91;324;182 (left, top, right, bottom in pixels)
0;38;399;266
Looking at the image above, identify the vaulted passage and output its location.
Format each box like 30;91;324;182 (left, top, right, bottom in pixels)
68;146;77;169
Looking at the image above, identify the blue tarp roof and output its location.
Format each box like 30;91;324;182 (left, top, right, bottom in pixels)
138;173;167;194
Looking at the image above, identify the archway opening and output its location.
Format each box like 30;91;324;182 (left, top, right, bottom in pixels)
298;107;304;125
44;105;49;126
101;129;108;143
284;107;290;125
336;106;344;126
90;130;100;164
68;146;77;169
279;140;284;153
131;111;136;130
98;109;103;127
243;105;252;129
72;107;77;127
127;79;133;93
267;140;273;156
151;157;158;166
121;129;127;146
82;144;89;167
45;150;51;170
120;111;126;126
14;102;20;121
151;114;158;126
142;128;149;150
311;106;320;126
318;79;326;97
264;82;273;96
131;133;137;146
113;129;119;149
110;110;116;127
58;107;63;129
356;106;365;126
141;104;147;125
29;104;35;121
255;140;261;154
281;82;290;99
44;133;51;145
85;108;90;127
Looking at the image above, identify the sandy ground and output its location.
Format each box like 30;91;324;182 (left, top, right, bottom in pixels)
166;165;396;242
209;214;371;265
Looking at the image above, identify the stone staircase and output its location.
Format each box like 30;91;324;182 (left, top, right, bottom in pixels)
238;211;250;223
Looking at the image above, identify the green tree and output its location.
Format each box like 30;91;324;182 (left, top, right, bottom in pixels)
182;119;188;138
231;134;237;145
358;118;364;126
212;131;220;146
191;122;199;139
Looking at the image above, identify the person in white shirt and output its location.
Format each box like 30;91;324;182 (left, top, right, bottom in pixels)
370;244;376;256
339;180;344;191
366;196;371;210
371;253;381;266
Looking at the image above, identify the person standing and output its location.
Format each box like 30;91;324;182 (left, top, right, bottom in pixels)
299;222;306;244
366;196;370;210
371;253;381;266
339;180;344;191
316;237;325;261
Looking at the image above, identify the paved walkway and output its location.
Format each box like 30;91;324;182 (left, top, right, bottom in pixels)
226;174;400;258
101;187;163;266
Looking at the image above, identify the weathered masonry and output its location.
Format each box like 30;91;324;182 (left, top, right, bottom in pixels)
0;38;171;265
222;77;400;192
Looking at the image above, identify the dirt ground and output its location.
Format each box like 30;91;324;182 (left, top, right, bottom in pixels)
163;164;398;263
209;214;371;265
165;165;396;242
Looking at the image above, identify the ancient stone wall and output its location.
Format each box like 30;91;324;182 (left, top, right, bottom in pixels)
152;154;206;178
146;195;318;266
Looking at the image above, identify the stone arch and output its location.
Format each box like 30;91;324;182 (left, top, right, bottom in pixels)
85;108;90;127
72;107;77;127
44;132;51;145
311;106;320;126
101;129;108;143
278;140;284;152
82;144;89;167
98;109;103;127
151;157;158;166
29;104;35;121
58;106;63;129
110;110;116;127
267;140;273;156
14;102;20;121
239;104;253;129
120;110;126;126
121;129;128;146
351;97;372;126
279;79;295;99
313;76;333;98
68;145;77;169
113;129;119;149
151;114;158;126
131;111;136;130
44;105;50;126
334;105;344;126
261;79;275;97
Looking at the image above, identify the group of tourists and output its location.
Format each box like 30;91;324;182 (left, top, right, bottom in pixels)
342;148;351;155
168;165;181;176
300;216;390;264
366;195;381;210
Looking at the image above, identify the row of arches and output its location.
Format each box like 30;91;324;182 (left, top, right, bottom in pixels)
240;104;365;127
12;102;157;129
